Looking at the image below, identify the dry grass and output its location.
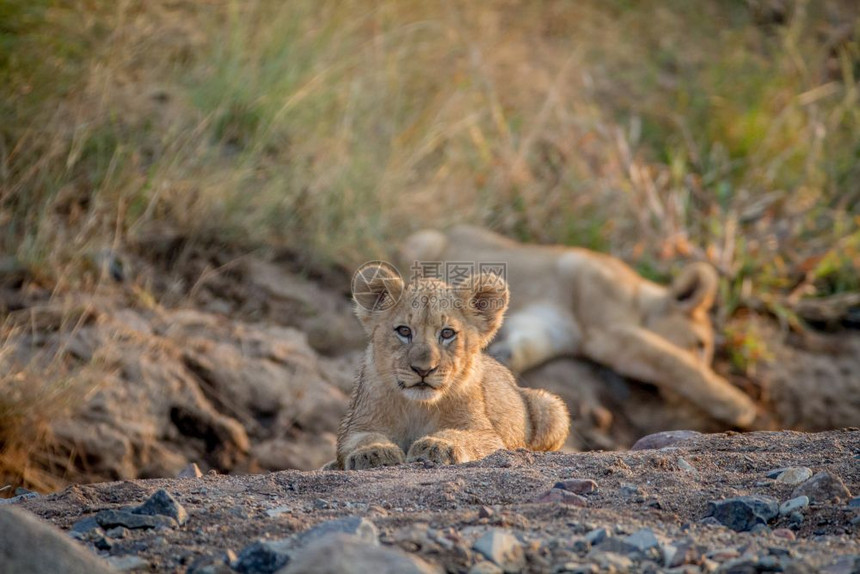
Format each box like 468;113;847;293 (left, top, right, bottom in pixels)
1;0;859;487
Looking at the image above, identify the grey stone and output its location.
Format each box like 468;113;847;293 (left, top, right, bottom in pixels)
792;472;852;504
293;516;379;547
717;557;759;574
472;529;525;573
178;463;204;478
779;496;809;516
587;550;633;572
95;509;177;530
234;539;292;574
773;467;813;486
821;555;860;574
554;479;599;495
848;497;860;508
187;551;238;574
699;516;723;527
266;506;293;517
105;556;148;571
631;430;701;451
622;528;660;552
131;489;189;525
0;492;39;505
535;488;588;506
105;526;129;539
0;506;116;574
706;496;779;532
281;534;440;574
585;528;611;546
749;523;771;534
469;562;503;574
70;516;103;535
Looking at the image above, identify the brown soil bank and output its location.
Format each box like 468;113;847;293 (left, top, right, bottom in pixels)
2;251;860;491
9;429;860;573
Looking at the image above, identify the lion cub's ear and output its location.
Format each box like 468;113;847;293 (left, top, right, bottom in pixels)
669;262;718;314
352;263;404;330
457;272;510;347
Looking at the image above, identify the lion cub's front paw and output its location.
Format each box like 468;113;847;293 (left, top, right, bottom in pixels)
406;437;465;465
345;444;405;470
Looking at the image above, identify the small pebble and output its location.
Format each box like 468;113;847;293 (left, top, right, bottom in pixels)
779;496;809;516
535;489;587;507
773;467;812;486
772;528;796;541
554;479;598;495
478;506;494;519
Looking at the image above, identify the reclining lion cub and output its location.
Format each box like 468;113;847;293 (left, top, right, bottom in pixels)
330;263;569;470
401;225;758;428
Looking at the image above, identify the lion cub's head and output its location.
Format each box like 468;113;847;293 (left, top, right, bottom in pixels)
644;262;720;364
352;263;508;403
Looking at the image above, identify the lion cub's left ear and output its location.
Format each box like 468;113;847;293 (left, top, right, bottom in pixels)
457;272;510;347
669;262;718;314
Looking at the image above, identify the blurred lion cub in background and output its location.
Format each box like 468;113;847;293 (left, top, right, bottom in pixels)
328;263;569;470
402;225;758;428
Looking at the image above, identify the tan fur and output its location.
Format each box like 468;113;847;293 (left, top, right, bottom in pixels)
400;225;758;428
331;265;569;470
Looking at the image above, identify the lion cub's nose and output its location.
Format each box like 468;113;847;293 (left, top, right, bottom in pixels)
411;365;437;378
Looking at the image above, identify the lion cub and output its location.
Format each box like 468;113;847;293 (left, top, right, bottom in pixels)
331;263;569;470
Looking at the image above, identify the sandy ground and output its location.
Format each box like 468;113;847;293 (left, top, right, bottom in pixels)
14;429;860;573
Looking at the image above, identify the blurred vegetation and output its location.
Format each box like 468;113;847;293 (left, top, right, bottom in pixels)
0;0;858;327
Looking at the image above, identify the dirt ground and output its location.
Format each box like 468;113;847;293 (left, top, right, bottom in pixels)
14;429;860;573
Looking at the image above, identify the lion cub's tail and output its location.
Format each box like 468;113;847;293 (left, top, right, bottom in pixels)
520;388;570;451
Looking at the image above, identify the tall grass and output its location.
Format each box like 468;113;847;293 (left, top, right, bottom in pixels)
0;0;857;335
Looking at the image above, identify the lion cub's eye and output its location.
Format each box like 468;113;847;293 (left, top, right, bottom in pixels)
439;328;457;342
395;326;412;340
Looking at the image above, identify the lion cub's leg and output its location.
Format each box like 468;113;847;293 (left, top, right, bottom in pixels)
490;305;580;373
341;431;406;471
520;388;570;451
406;429;505;465
582;326;758;427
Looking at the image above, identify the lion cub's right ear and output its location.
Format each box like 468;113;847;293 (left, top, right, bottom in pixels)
352;263;404;330
669;262;718;314
457;272;510;348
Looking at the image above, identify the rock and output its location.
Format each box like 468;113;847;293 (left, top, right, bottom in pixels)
849;497;860;508
95;509;177;530
187;551;239;574
554;479;599;495
677;458;697;473
178;463;204;478
535;488;587;506
791;472;852;503
266;506;292;518
822;555;860;574
631;430;701;450
105;526;129;539
718;556;760;574
131;489;189;525
587;550;633;572
234;539;292;574
706;496;779;532
281;534;440;574
472;529;525;573
0;492;40;505
779;496;809;516
621;528;660;552
749;523;771;534
699;516;723;527
772;528;796;541
293;516;379;547
70;516;103;535
105;556;149;571
94;536;113;550
469;561;504;574
478;506;494;519
585;528;611;546
772;467;813;485
0;506;116;574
